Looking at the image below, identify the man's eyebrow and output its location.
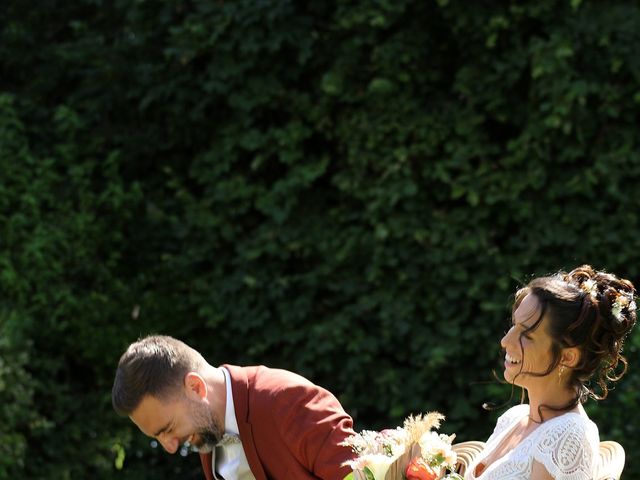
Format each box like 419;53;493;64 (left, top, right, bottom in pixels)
153;421;172;437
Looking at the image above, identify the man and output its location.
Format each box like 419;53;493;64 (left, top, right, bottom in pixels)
112;335;355;480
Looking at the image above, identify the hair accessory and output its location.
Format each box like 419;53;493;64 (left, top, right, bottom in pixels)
611;292;636;323
580;279;598;299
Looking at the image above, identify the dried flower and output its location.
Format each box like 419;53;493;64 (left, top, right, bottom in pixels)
403;412;445;446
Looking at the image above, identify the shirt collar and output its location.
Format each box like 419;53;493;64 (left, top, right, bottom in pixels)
221;367;240;437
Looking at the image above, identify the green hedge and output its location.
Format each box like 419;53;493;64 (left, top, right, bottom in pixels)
1;1;640;478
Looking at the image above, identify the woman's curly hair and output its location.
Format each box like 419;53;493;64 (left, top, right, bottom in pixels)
512;264;636;408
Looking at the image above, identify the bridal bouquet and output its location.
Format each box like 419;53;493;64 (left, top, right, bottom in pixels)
341;412;463;480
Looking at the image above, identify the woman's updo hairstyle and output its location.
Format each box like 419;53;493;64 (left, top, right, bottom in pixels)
514;264;636;404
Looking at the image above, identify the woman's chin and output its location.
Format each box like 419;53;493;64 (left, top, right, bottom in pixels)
503;372;520;386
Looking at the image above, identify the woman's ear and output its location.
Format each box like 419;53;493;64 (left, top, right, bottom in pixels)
561;347;581;369
184;372;208;400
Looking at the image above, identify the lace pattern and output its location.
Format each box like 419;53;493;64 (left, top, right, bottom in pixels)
464;405;599;480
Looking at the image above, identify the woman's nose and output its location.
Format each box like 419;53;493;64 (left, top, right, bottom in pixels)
501;326;513;349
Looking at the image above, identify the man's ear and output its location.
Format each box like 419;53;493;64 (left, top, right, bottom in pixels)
561;347;580;369
184;372;208;400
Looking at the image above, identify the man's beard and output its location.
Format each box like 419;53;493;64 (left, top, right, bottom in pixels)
192;428;221;454
187;398;224;454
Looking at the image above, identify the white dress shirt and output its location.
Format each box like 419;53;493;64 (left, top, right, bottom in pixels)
212;367;256;480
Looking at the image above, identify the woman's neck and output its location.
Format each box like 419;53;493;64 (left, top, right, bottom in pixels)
526;386;580;423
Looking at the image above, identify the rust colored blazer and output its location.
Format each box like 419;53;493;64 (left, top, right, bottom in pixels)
199;364;355;480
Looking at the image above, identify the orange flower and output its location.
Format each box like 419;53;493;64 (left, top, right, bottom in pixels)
405;457;439;480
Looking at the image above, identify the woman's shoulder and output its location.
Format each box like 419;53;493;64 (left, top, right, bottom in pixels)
540;410;599;438
534;412;599;458
531;412;600;478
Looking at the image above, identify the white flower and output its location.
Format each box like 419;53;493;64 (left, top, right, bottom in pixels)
418;431;458;467
341;428;407;458
611;296;627;322
611;300;623;322
419;432;457;466
344;453;397;480
611;293;636;323
581;279;598;299
378;428;409;457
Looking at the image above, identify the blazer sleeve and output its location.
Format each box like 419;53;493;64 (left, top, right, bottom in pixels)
272;380;356;480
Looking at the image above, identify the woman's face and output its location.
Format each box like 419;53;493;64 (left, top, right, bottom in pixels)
500;293;557;390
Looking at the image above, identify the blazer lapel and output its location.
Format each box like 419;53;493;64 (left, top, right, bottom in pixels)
199;453;214;480
223;365;268;480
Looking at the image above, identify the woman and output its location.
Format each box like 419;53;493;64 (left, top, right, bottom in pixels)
465;265;636;480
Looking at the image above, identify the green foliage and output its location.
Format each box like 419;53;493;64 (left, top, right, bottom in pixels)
0;327;38;478
1;1;640;478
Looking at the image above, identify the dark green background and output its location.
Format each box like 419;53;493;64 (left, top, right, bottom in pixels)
1;0;639;478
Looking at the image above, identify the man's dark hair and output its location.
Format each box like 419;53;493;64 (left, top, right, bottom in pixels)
112;335;205;416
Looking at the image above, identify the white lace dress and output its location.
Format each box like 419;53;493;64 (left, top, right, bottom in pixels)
464;404;599;480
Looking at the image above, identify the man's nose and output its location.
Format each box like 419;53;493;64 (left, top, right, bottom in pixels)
159;436;179;454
